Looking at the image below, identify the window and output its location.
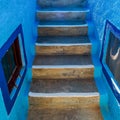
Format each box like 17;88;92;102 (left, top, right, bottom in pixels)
0;25;27;114
100;20;120;103
1;37;22;93
106;32;120;85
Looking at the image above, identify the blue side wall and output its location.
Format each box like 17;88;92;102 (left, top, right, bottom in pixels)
0;0;36;120
88;0;120;49
88;0;120;119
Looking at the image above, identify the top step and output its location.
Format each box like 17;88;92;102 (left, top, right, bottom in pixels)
37;0;87;9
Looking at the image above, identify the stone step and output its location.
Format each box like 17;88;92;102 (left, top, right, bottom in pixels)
38;24;88;36
37;36;90;44
30;78;97;93
28;92;103;120
39;20;86;25
37;10;89;22
39;7;89;11
33;55;92;65
32;55;94;79
35;43;91;55
32;65;94;79
37;0;87;9
28;107;103;120
29;92;100;109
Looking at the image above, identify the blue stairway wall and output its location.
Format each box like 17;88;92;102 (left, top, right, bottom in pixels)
0;0;36;120
88;0;120;119
88;0;120;48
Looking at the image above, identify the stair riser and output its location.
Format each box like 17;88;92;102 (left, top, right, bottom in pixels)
32;67;94;79
37;0;87;8
38;26;88;36
28;107;103;120
37;11;88;22
29;95;99;109
36;45;91;55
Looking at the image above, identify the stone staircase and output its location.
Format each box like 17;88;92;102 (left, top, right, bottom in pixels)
28;0;103;119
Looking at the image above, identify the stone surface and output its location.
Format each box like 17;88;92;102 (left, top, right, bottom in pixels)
37;11;88;22
30;78;97;93
32;66;94;79
36;44;91;55
33;55;93;65
37;0;87;8
28;107;103;120
29;93;100;109
38;25;88;36
37;36;90;44
39;20;86;25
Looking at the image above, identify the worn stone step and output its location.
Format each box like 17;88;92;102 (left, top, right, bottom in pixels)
28;107;103;120
33;55;92;65
37;36;90;44
38;24;88;36
30;78;97;93
37;0;87;9
37;10;89;22
32;65;94;79
38;7;88;11
39;20;86;25
36;43;91;55
29;92;100;109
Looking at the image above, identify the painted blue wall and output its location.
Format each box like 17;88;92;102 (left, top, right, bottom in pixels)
88;0;120;49
88;0;120;119
0;0;36;120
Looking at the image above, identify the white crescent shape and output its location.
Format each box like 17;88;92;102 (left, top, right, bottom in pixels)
110;48;120;60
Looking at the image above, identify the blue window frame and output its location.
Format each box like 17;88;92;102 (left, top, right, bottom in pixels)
0;25;27;114
100;20;120;102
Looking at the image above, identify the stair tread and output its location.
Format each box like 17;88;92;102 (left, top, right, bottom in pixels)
38;8;89;11
30;78;98;93
33;55;93;65
37;0;87;8
39;20;86;25
37;10;88;22
37;36;90;44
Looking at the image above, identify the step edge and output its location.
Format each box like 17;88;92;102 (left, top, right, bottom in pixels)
35;43;92;46
38;24;88;27
37;10;90;13
32;65;94;69
29;92;99;98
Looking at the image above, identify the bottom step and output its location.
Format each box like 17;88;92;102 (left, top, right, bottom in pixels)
28;92;103;120
28;108;103;120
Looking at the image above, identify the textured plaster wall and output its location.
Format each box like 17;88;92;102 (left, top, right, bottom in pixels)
88;0;120;48
88;0;120;119
0;0;36;120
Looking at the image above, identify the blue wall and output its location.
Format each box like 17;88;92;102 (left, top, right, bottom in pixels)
0;0;36;120
88;0;120;49
88;0;120;119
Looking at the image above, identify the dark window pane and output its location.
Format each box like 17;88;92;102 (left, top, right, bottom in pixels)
106;32;120;85
2;46;16;83
1;37;22;93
